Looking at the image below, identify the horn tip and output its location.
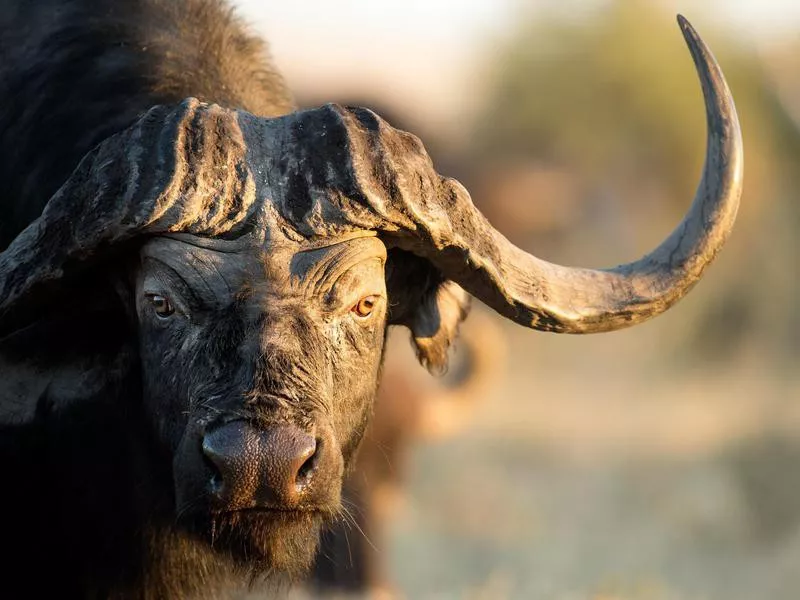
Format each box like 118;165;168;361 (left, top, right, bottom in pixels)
676;14;699;42
675;13;727;96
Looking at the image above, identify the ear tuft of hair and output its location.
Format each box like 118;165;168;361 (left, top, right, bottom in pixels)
408;280;471;376
384;249;472;375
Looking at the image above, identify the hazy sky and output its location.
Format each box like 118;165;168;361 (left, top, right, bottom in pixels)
237;1;800;50
233;1;800;128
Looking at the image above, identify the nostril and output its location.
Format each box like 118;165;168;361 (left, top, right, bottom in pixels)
295;437;321;490
202;434;234;499
203;453;224;495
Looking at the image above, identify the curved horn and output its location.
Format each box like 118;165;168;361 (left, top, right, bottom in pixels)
421;16;744;333
275;15;742;334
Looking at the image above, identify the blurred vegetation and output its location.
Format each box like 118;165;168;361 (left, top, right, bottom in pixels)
461;0;800;369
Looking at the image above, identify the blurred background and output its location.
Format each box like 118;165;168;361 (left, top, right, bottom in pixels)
237;1;800;598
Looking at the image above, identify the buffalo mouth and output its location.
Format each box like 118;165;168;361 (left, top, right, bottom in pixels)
176;499;339;537
178;504;334;576
211;505;335;518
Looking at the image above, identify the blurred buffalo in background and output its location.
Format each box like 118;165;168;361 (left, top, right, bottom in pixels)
308;309;507;598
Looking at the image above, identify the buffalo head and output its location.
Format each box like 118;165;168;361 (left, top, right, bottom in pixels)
0;17;742;577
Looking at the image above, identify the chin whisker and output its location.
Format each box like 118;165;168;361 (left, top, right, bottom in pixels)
339;504;378;554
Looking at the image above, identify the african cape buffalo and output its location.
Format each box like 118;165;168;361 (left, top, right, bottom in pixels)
0;1;742;598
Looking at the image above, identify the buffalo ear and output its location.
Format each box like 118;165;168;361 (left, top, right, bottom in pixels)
0;275;136;424
385;250;471;375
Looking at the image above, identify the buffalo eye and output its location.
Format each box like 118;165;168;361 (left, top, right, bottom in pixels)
146;293;175;318
352;295;378;319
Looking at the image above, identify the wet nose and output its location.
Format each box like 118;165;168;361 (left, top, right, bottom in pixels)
202;422;318;509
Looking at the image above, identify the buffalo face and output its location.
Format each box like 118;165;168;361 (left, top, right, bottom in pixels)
132;235;389;572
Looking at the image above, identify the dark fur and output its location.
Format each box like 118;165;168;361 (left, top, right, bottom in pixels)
0;0;294;249
0;1;311;597
1;395;304;598
0;2;471;597
0;277;325;598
